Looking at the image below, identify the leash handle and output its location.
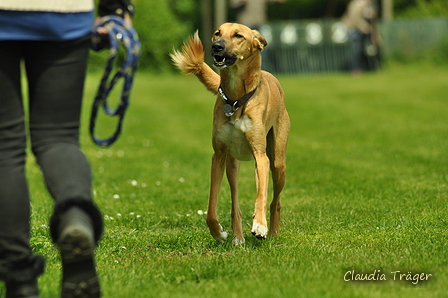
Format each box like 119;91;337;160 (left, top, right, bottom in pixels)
89;16;140;147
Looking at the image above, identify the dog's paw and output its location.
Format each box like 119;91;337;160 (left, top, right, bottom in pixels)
232;237;245;246
213;225;228;243
251;223;268;240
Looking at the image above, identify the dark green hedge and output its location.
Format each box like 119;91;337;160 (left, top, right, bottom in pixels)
89;0;199;73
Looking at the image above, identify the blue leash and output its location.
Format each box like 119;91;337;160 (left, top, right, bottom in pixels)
90;16;140;147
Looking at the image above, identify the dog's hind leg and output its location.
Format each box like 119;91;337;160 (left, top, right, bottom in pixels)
206;152;228;243
226;153;245;245
267;120;289;236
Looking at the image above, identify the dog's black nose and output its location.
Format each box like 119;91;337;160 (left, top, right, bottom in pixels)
212;41;224;53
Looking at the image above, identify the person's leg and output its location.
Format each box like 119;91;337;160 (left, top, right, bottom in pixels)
348;29;364;74
24;37;102;297
24;37;103;243
0;40;44;297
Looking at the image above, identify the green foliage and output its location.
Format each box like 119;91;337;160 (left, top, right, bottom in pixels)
394;0;418;15
265;0;347;19
89;0;198;73
132;0;197;72
398;0;448;18
387;36;448;66
430;37;448;64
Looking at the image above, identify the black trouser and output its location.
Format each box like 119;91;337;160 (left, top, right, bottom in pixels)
0;37;103;284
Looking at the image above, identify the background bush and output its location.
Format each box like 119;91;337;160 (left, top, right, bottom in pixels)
398;0;448;18
132;0;199;72
89;0;199;73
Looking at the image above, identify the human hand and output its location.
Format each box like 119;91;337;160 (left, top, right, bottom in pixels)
95;13;132;36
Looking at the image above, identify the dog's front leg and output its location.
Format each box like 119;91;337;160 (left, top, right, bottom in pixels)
206;152;228;243
252;153;270;239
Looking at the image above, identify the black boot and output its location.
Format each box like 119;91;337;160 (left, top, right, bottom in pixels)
57;207;100;298
5;280;40;298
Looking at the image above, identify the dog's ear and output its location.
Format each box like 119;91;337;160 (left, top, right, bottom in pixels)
252;30;267;51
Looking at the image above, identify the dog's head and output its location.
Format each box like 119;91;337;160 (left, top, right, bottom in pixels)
211;23;267;69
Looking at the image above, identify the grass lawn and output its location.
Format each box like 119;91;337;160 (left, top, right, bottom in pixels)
1;64;447;297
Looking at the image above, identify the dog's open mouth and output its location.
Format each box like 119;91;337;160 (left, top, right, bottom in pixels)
213;54;237;69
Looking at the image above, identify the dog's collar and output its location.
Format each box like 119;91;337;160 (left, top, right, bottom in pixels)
218;85;257;117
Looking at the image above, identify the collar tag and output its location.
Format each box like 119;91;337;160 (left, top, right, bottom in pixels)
223;104;235;117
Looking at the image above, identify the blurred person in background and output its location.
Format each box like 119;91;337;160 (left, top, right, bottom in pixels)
0;0;134;297
343;0;381;75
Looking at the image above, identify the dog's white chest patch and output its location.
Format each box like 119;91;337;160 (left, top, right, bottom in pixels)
217;115;254;161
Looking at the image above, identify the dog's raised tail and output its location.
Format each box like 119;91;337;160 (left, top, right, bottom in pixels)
170;31;203;75
170;31;220;95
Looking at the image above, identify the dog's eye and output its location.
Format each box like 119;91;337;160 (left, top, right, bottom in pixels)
234;33;244;39
214;31;220;37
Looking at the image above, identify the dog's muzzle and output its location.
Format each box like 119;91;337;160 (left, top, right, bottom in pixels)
212;40;237;69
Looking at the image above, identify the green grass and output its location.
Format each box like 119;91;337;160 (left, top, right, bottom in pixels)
1;64;448;297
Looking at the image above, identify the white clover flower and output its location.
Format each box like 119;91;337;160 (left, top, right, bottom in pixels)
179;177;185;183
113;194;120;199
130;180;138;186
127;136;135;144
142;139;153;147
155;181;161;186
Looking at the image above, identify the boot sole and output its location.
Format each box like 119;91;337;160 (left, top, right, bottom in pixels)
59;228;100;298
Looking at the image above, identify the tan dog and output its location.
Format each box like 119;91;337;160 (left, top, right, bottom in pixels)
171;23;290;245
